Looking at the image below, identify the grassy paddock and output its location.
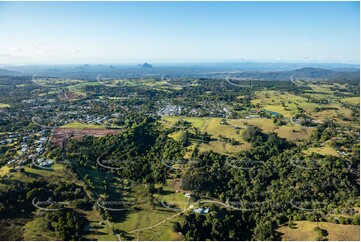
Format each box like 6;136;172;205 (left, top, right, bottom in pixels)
0;103;10;108
277;221;360;241
61;121;106;129
341;97;360;105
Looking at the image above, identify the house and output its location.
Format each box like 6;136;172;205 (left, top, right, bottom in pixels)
194;208;210;214
39;159;53;167
36;147;44;154
39;137;47;142
37;158;46;163
28;154;36;159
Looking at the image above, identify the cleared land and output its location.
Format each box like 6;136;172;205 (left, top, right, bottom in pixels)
163;116;252;154
60;121;106;129
75;162;185;241
0;164;67;191
275;124;316;141
252;89;357;127
277;221;360;241
341;97;360;105
0;103;10;108
303;145;340;157
52;127;120;147
0;165;10;177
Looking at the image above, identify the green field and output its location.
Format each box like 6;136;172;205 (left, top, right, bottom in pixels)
199;118;252;154
61;121;106;129
0;163;71;191
277;221;360;241
252;89;358;127
0;165;10;177
163;116;206;129
75;162;185;240
275;124;316;141
228;118;276;132
168;131;186;141
163;116;252;154
0;103;10;108
303;145;340;157
341;97;360;105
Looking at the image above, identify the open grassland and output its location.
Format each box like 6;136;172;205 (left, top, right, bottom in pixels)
252;90;321;117
303;145;340;157
341;97;360;105
0;103;10;108
163;116;252;154
168;131;185;142
277;221;360;241
78;165;186;241
111;179;185;240
203;118;245;142
81;209;115;241
0;165;10;177
252;89;358;127
0;163;73;191
155;180;189;209
308;84;335;93
135;216;184;241
312;107;358;127
163;116;206;129
252;90;308;105
61;121;106;129
228;118;277;133
23;217;59;241
199;141;251;155
112;209;182;240
275;124;316;141
163;115;317;152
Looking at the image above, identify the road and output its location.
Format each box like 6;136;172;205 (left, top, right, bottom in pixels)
225;73;253;88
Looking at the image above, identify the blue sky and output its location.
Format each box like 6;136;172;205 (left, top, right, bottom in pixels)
0;1;359;65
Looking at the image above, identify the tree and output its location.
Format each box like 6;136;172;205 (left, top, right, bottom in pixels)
172;222;182;232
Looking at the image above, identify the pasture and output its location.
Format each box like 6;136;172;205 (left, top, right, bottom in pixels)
252;89;358;127
277;221;360;241
163;116;252;154
341;97;360;105
275;124;316;141
0;103;10;108
303;145;340;157
60;121;106;129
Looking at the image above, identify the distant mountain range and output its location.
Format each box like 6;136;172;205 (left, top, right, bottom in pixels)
0;68;22;76
137;63;153;68
0;65;358;84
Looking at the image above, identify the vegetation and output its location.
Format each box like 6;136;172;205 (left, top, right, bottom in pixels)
0;68;359;240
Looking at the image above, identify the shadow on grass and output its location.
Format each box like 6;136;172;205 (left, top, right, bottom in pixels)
25;171;43;179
